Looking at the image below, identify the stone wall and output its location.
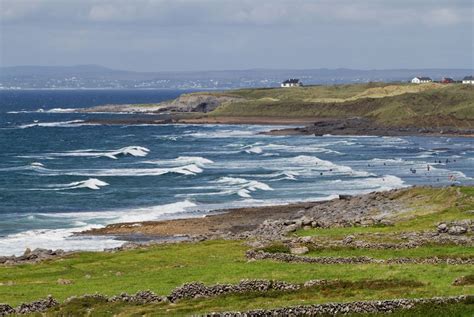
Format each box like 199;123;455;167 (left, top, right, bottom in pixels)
246;250;474;265
206;295;471;316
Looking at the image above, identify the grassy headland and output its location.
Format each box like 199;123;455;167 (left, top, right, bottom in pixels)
204;83;474;128
1;186;473;315
81;82;474;135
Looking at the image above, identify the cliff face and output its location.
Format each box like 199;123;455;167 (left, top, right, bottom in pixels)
159;94;242;113
82;94;243;113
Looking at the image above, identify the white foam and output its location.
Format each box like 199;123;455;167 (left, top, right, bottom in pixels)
285;155;370;176
38;146;150;160
34;164;203;177
19;120;88;128
244;146;263;154
0;200;198;256
143;156;214;167
215;177;273;198
46;108;77;113
261;143;342;155
327;175;407;193
33;178;109;191
0;225;124;256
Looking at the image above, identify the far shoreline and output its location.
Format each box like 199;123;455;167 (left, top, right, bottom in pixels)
82;115;474;138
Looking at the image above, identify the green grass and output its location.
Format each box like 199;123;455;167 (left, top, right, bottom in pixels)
1;240;473;311
2;187;473;315
40;294;474;316
305;245;474;259
205;83;474;128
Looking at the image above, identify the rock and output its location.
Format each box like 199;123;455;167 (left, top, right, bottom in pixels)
23;248;32;256
0;304;15;315
246;240;267;249
285;224;299;233
448;226;467;235
15;296;58;314
343;235;355;244
57;278;73;285
437;223;448;233
379;219;394;226
299;236;313;243
339;194;353;200
115;271;123;276
290;246;309;255
300;216;313;226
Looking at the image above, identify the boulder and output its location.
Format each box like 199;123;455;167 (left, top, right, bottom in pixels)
448;226;467;235
437;223;448;233
290;246;309;255
300;216;313;226
57;278;73;285
343;235;355;244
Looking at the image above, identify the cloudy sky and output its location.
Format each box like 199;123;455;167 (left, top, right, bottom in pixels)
1;0;472;71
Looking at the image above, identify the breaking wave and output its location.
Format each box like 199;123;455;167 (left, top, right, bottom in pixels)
215;177;273;198
143;156;214;167
28;146;150;160
19;120;89;128
32;178;109;191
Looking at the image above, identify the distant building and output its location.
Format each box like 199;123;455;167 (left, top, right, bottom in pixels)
281;79;302;87
462;76;474;84
411;77;433;84
441;77;454;84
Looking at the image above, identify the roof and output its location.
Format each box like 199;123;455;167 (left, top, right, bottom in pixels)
414;77;432;80
463;76;474;80
283;78;300;84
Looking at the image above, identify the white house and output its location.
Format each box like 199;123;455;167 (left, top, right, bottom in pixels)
281;79;302;87
462;76;474;85
411;76;433;84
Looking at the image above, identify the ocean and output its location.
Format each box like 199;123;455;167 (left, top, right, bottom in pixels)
0;89;473;255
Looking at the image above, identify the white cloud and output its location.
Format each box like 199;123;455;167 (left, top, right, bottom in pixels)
1;0;471;27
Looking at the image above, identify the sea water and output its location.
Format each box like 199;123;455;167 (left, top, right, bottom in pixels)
0;89;473;255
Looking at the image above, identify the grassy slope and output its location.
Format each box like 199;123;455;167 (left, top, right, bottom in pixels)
206;83;474;128
1;187;473;316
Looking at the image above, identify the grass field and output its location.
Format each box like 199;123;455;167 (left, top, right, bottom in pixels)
204;83;474;128
1;186;473;315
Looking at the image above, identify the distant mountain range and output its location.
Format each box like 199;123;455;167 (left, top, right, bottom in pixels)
1;65;472;89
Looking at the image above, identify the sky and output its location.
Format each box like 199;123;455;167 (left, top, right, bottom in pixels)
0;0;473;72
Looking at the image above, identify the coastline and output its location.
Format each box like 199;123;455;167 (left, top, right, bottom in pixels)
83;115;474;137
80;186;414;242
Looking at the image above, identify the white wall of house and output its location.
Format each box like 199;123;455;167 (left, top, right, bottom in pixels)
411;77;432;84
462;79;474;85
281;82;301;87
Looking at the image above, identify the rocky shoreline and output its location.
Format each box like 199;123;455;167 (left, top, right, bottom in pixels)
81;115;474;137
262;117;474;137
81;186;474;247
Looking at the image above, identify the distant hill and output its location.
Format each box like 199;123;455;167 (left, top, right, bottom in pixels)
0;65;472;89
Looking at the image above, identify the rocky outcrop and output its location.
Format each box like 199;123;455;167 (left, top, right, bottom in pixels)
159;94;243;113
0;248;68;265
82;94;243;114
206;295;471;316
437;220;472;235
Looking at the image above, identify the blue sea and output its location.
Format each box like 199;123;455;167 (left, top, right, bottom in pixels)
0;89;473;255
